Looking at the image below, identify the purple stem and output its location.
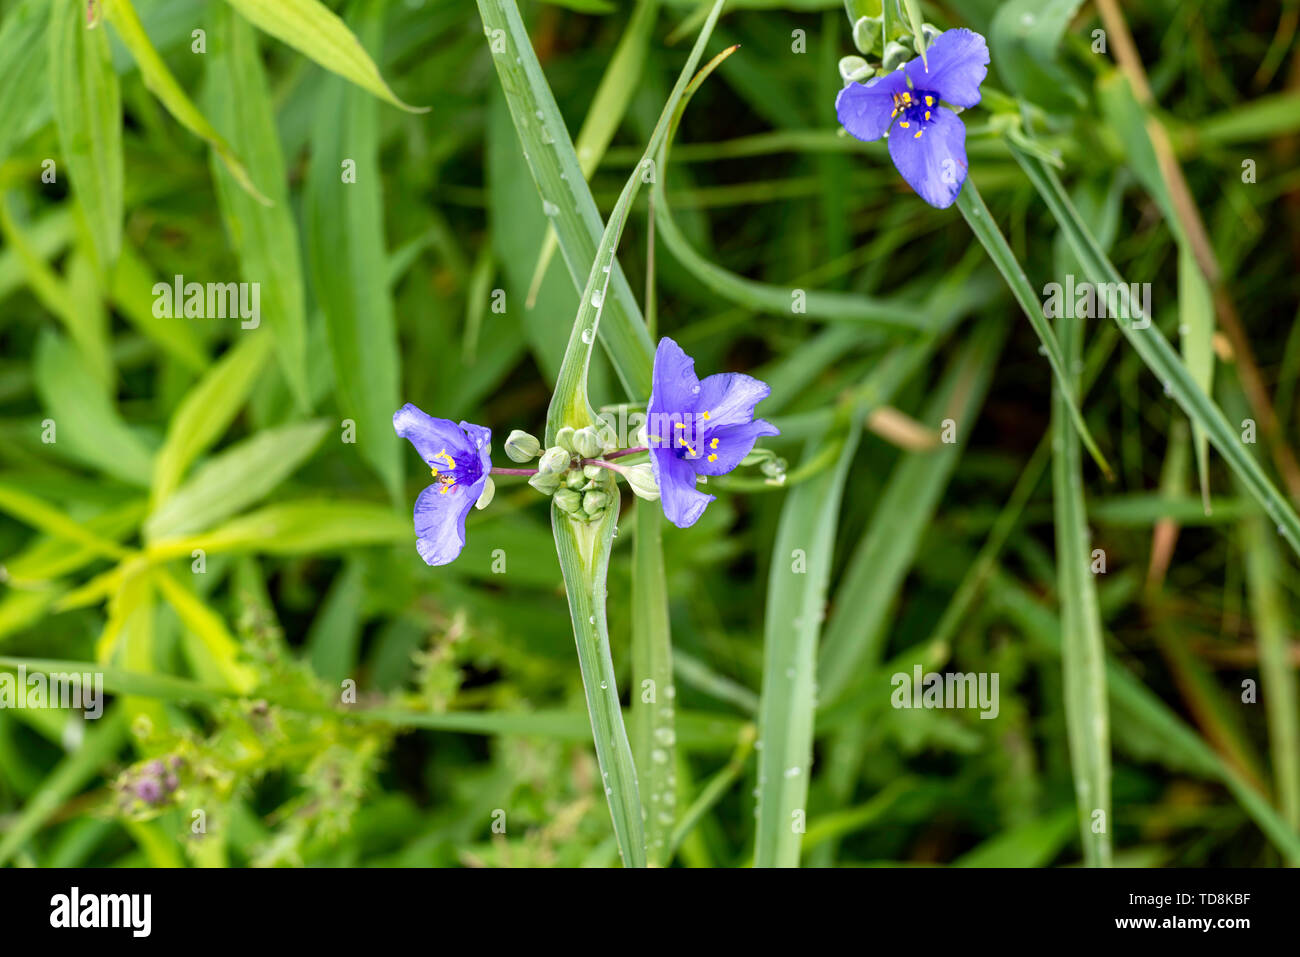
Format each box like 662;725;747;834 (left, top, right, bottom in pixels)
602;446;647;460
490;466;538;476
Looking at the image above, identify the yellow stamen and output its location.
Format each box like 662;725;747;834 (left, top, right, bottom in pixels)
924;111;931;121
710;438;719;449
914;130;922;138
679;437;697;457
707;453;717;462
439;481;456;495
701;410;711;420
432;449;456;470
925;96;934;107
899;121;909;129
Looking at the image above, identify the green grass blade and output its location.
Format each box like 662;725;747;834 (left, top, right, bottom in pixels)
101;0;269;205
304;1;402;503
221;0;425;112
150;334;273;507
0;708;129;867
956;179;1112;478
205;4;311;408
1242;517;1300;839
0;0;51;166
818;318;1006;705
49;0;123;272
1178;245;1215;513
33;331;154;487
144;419;330;541
631;500;675;865
525;0;661;308
1009;141;1300;561
543;0;727;436
551;492;646;866
1051;286;1112;867
754;415;861;867
476;0;656;400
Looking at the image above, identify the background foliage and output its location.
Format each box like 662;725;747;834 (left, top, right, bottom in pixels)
1;0;1298;867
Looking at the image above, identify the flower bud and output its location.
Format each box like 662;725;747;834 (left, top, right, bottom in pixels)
621;463;660;502
583;464;604;481
474;476;495;510
882;40;910;72
597;423;620;455
582;490;609;515
554;487;583;515
566;469;587;490
528;470;562;494
572;427;602;459
538;446;571;474
504;429;541;462
838;55;872;83
555;426;577;453
852;15;883;55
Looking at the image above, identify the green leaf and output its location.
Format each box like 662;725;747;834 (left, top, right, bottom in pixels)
151;334;274;506
145;419;330;541
1050;272;1111;867
0;0;52;166
0;483;130;560
305;0;402;503
552;488;647;867
754;414;861;868
988;0;1086;112
957;178;1112;478
631;500;675;865
101;0;269;205
1178;245;1215;513
49;0;123;272
148;500;409;558
33;331;154;487
477;0;656;401
221;0;426;112
818;318;1007;706
525;0;660;308
205;6;310;408
1009;139;1300;562
0;707;129;867
107;245;210;373
152;568;258;693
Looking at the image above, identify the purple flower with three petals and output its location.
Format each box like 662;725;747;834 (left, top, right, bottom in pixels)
836;28;990;209
646;337;779;529
393;404;493;566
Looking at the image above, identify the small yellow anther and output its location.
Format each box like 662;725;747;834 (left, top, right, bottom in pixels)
899;121;909;129
707;453;717;462
925;96;934;107
914;130;922;138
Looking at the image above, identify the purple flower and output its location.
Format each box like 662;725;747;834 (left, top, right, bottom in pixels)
393;403;492;566
646;338;779;529
835;28;990;209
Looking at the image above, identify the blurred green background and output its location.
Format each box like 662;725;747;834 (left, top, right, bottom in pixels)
0;0;1298;867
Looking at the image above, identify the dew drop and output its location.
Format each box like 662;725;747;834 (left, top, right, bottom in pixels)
542;199;559;217
591;289;605;308
581;328;594;344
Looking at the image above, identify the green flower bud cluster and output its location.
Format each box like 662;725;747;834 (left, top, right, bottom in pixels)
848;2;939;64
519;425;638;523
